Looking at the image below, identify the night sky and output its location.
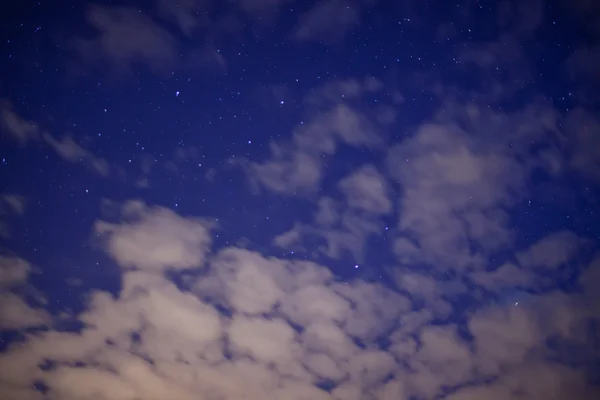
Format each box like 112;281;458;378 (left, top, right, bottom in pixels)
1;0;600;399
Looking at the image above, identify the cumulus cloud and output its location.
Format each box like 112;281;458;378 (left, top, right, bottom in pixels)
94;200;214;271
387;99;563;271
0;256;51;330
273;203;383;261
0;200;599;399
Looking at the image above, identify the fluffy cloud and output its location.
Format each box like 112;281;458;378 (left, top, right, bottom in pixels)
94;200;214;271
273;204;383;261
0;256;51;330
387;99;563;271
0;201;599;399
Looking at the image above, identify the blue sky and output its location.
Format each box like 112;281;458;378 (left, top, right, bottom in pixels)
1;0;600;399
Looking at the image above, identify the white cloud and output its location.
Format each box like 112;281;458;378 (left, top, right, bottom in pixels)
94;200;214;271
273;210;382;261
387;99;563;270
0;256;51;330
0;256;31;288
338;165;392;214
1;201;599;399
0;292;51;330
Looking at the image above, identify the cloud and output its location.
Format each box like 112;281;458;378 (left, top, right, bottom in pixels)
245;104;383;194
72;5;180;75
155;0;211;36
43;133;111;177
273;202;383;261
0;100;40;144
470;262;534;292
242;78;389;195
564;108;600;183
0;255;31;288
292;0;365;43
0;194;26;216
387;99;563;270
516;230;586;270
94;200;214;271
453;37;533;102
338;165;391;215
0;256;51;330
1;102;113;179
0;200;599;399
0;194;26;239
69;1;240;78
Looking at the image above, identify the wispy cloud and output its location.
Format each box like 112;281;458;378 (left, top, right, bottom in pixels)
0;100;40;144
292;0;365;43
43;133;111;177
1;101;114;179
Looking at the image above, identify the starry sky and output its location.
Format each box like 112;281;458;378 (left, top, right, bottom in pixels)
1;0;600;399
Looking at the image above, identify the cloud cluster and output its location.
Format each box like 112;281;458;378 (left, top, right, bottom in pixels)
0;200;598;399
387;100;562;270
2;1;600;398
273;163;391;262
72;3;226;76
241;77;389;196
